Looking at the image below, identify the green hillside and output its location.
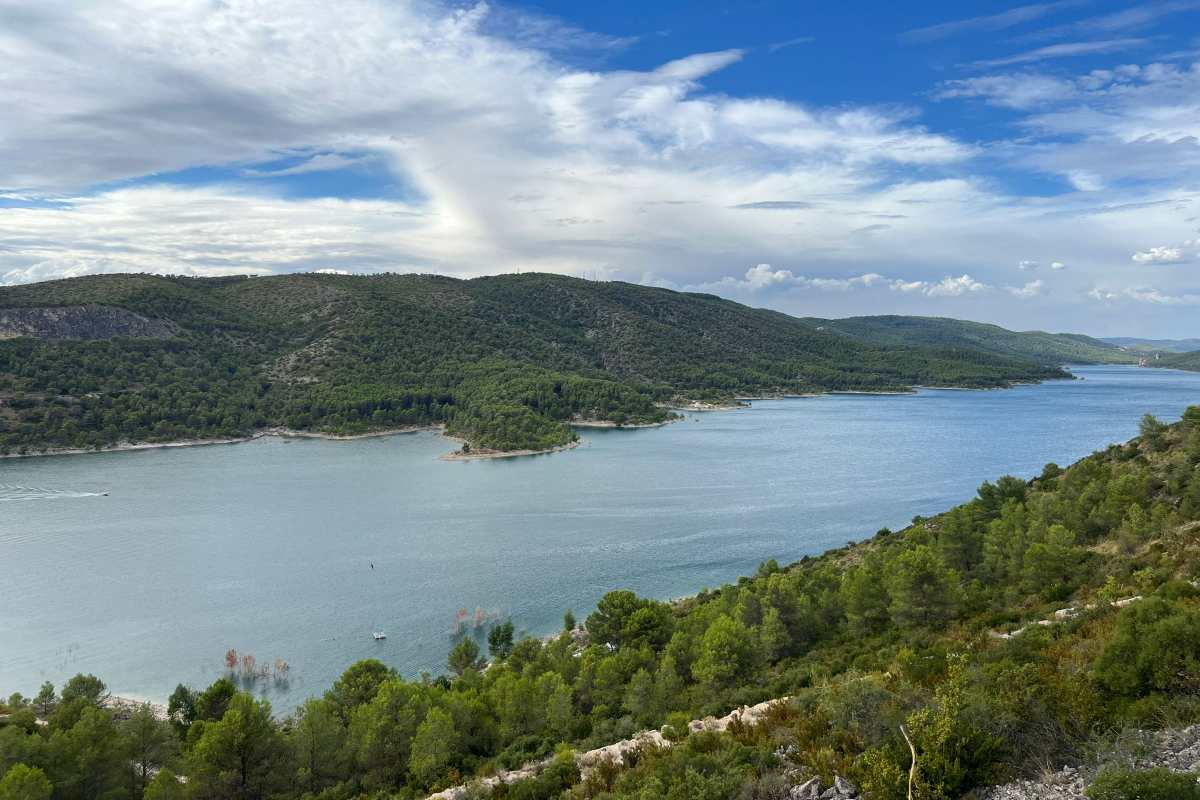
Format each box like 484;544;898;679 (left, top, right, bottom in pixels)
1157;351;1200;372
802;314;1134;366
3;408;1199;800
0;273;1071;455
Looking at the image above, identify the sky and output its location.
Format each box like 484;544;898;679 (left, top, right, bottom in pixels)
2;1;1200;336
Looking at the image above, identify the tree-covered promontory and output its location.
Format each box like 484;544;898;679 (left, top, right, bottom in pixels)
0;273;1096;455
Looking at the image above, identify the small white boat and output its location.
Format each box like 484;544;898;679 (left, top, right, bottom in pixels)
372;631;387;640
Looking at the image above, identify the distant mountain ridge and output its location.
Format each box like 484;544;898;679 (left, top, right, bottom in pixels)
801;314;1134;366
1103;336;1200;354
0;273;1110;454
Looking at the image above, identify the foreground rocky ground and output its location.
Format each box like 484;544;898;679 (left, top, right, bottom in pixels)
982;726;1200;799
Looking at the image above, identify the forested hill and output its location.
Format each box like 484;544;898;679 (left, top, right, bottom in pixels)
1156;350;1200;373
0;272;1074;455
803;314;1134;365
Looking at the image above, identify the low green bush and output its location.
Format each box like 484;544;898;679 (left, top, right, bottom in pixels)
1086;767;1200;800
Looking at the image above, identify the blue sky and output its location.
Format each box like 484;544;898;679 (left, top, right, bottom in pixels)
2;0;1200;335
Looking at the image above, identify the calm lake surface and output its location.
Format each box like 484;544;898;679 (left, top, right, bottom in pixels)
3;365;1200;710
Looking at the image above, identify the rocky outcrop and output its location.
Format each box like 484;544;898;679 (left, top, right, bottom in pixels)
787;775;859;798
0;305;173;340
426;698;791;799
982;726;1200;799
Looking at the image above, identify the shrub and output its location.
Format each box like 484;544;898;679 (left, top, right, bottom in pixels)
1086;767;1200;800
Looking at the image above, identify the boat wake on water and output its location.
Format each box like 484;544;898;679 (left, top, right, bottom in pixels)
0;484;109;501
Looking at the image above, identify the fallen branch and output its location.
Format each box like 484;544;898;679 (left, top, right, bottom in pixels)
900;723;917;800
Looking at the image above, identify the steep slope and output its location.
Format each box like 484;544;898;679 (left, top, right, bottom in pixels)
803;314;1134;365
0;273;1071;455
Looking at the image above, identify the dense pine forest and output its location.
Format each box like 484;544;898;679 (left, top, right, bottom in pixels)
0;273;1104;456
4;408;1200;798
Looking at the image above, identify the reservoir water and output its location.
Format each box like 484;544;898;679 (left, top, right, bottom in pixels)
3;365;1199;711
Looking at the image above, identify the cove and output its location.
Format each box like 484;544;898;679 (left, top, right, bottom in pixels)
3;365;1200;711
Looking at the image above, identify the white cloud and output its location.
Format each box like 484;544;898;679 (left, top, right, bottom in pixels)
0;186;438;285
926;274;991;296
935;74;1078;109
1018;259;1039;270
697;265;888;294
1089;285;1200;304
1131;245;1187;264
899;2;1083;44
888;274;992;297
1051;261;1067;269
1008;279;1045;297
1066;170;1105;192
767;36;815;54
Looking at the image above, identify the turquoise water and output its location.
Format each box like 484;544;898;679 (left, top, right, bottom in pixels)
3;365;1199;711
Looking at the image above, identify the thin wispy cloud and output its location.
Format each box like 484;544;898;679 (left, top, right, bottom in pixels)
242;153;366;178
899;0;1085;44
767;35;815;53
1016;0;1200;42
967;37;1148;68
479;5;639;55
730;201;819;210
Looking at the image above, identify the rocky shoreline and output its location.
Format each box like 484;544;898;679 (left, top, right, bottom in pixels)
568;418;677;429
439;439;582;461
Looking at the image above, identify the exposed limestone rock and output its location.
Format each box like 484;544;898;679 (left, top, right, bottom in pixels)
426;697;791;799
0;305;173;340
981;726;1200;800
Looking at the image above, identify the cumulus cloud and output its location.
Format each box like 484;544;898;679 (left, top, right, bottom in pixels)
1132;245;1187;264
1051;261;1067;270
696;264;888;293
691;266;1019;302
1008;279;1045;297
926;274;992;296
1018;259;1039;270
888;274;991;297
0;0;986;290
